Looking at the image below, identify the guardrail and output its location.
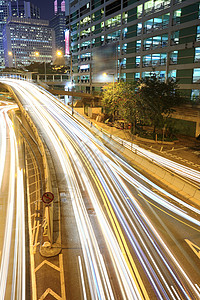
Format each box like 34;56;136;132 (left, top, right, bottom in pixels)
71;108;200;205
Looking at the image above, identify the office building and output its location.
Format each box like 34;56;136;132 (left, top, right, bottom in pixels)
0;0;9;69
54;0;65;14
50;0;66;53
0;0;40;69
3;17;55;68
50;12;66;52
8;0;40;19
67;0;200;99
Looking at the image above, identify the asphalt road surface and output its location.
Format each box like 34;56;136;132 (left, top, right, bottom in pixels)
1;78;200;300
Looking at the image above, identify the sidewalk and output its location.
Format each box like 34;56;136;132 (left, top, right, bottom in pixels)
87;117;200;172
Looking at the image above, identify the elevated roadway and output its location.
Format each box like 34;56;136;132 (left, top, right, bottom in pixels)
0;78;200;299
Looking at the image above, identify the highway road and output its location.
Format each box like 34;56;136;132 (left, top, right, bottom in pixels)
0;102;26;300
0;78;200;299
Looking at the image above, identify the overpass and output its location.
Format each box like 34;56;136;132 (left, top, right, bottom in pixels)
0;71;69;85
0;71;101;104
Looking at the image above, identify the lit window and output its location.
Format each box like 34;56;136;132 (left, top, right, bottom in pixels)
193;68;200;83
195;47;200;62
168;70;176;79
197;26;200;41
191;89;200;101
137;4;142;18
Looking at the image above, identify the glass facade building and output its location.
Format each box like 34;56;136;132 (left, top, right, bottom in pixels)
0;1;41;69
8;0;40;19
50;12;66;52
0;0;9;69
54;0;66;15
67;0;200;99
3;17;55;68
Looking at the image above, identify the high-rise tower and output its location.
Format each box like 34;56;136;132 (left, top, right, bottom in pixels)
67;0;200;100
0;1;41;68
50;0;66;52
9;0;40;19
0;0;9;68
54;0;65;15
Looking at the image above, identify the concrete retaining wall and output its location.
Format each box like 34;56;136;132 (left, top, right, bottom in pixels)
112;141;200;207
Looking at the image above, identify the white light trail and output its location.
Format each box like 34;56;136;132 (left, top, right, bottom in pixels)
0;103;26;300
1;79;200;299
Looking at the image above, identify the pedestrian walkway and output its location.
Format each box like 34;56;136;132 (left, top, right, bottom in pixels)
84;115;200;172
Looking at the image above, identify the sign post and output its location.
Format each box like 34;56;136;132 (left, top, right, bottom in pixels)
42;192;54;205
42;192;54;247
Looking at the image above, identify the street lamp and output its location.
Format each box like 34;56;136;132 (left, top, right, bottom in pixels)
36;51;47;81
66;52;73;115
56;50;62;57
103;72;115;86
8;51;17;69
35;51;48;81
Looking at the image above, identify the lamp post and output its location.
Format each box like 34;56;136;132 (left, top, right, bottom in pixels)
8;51;16;69
35;51;48;81
56;50;62;57
66;52;73;115
70;53;74;116
33;51;40;80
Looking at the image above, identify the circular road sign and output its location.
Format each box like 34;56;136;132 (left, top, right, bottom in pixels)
42;192;54;204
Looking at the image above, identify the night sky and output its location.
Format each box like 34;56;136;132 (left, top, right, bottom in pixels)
30;0;54;20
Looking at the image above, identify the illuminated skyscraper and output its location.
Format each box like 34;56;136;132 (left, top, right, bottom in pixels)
0;0;9;68
67;0;200;100
8;0;40;19
3;17;55;68
54;0;65;15
51;0;66;52
0;0;40;68
50;12;66;52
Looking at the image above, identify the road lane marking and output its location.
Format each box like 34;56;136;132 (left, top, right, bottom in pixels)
39;288;62;300
195;284;200;293
26;158;37;300
70;139;149;300
138;194;200;233
35;255;66;300
59;254;66;300
185;239;200;259
78;256;87;300
171;285;182;300
35;260;60;272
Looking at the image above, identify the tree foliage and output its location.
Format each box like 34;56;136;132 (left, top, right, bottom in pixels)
26;62;69;74
102;81;137;124
101;76;186;139
136;75;186;136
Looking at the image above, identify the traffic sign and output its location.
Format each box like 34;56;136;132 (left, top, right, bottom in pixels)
42;192;54;204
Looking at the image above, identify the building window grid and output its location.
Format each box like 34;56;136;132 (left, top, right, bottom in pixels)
70;0;200;92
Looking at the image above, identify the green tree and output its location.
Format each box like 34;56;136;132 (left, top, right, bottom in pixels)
101;82;120;121
136;75;186;139
102;81;137;126
26;62;69;74
118;82;137;134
